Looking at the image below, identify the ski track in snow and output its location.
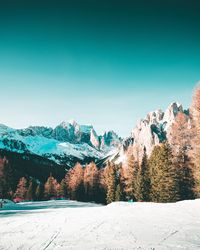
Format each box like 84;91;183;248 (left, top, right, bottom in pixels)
0;200;200;250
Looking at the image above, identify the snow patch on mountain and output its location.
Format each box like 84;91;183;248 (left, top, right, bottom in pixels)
0;121;121;165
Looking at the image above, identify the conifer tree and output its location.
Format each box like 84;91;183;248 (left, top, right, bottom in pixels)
66;163;84;201
14;177;28;200
98;168;107;204
59;178;68;198
169;112;194;200
115;184;123;201
124;152;140;201
138;147;150;201
44;174;58;199
191;85;200;197
84;162;99;202
35;184;44;201
149;143;180;203
0;157;14;199
115;165;126;201
104;162;116;204
26;180;34;201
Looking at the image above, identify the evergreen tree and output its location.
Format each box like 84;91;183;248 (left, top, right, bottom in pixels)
66;163;84;201
104;162;116;204
149;143;180;203
174;148;194;200
124;152;140;201
59;179;68;198
26;179;37;201
83;162;99;202
26;180;34;201
191;85;200;197
118;166;126;201
98;168;107;204
44;174;58;199
115;184;123;201
0;157;14;199
14;177;28;200
138;148;150;201
0;158;6;199
170;112;194;200
35;184;44;201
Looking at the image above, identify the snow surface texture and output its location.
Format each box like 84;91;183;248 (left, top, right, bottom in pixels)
0;199;200;250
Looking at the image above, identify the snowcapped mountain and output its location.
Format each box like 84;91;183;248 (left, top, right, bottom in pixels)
0;120;122;166
0;102;190;168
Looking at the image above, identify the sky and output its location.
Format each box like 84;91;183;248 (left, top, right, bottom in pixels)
0;0;199;137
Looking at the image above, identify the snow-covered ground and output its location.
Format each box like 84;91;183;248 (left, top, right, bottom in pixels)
0;199;200;250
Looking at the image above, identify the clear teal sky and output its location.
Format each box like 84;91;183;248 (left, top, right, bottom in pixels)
0;0;199;136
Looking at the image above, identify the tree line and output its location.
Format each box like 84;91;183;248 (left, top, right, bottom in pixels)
1;85;200;204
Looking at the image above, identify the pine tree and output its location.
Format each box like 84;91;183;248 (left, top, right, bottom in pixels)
104;162;116;204
0;158;6;199
149;143;180;203
26;179;37;201
35;184;44;201
169;112;194;200
138;148;150;201
191;85;200;197
98;168;107;204
124;152;140;201
66;163;84;201
26;180;34;201
44;174;58;199
0;157;14;199
14;177;28;200
84;162;99;202
115;184;123;201
59;179;68;198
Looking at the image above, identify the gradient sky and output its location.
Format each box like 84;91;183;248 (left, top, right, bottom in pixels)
0;0;199;137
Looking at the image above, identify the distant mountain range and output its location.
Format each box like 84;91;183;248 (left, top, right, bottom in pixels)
0;102;190;179
0;120;122;167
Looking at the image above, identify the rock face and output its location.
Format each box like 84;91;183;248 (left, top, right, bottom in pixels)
131;102;189;157
104;102;190;166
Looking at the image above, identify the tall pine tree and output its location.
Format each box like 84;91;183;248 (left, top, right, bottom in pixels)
124;152;140;201
84;162;99;202
138;147;150;201
44;174;58;199
0;157;14;199
170;112;194;200
149;143;180;203
191;85;200;197
35;183;44;201
66;163;84;201
14;177;28;200
104;162;116;204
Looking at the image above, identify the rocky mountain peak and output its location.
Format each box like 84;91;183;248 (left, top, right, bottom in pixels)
130;102;189;158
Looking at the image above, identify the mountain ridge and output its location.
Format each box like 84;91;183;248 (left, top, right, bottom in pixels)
0;102;190;168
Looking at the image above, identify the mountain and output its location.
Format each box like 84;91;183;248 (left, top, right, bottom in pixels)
0;120;122;167
131;102;189;155
106;102;190;165
0;102;190;172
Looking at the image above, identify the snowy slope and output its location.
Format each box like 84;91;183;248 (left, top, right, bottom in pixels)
0;122;121;166
0;199;200;249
